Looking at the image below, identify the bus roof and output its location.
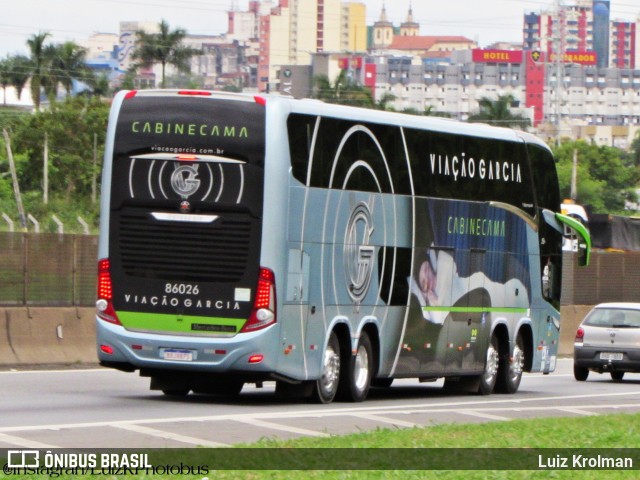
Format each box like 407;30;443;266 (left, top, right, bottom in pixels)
118;89;549;152
274;95;544;147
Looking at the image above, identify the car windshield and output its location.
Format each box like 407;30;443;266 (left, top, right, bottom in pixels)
584;308;640;328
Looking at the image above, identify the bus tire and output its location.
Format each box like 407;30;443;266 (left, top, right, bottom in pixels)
495;332;524;394
312;331;341;404
339;331;373;402
478;334;500;395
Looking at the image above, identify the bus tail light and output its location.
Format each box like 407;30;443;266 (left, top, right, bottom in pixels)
96;259;121;325
575;327;584;343
241;268;276;332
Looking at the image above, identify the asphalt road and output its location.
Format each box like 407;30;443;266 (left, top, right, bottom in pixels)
1;359;640;448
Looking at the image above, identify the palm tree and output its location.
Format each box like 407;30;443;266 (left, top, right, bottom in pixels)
0;58;10;105
0;55;29;104
131;19;200;88
45;41;93;99
86;73;111;98
26;31;51;110
468;94;530;129
7;55;32;101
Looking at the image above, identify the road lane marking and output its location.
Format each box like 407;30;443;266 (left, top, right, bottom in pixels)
2;395;640;434
232;418;330;437
350;413;419;428
459;410;510;421
0;368;109;375
113;424;228;447
0;432;58;448
557;408;596;416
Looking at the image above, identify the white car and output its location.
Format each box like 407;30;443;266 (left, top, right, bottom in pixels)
573;303;640;382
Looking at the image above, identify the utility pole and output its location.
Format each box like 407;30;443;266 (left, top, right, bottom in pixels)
43;132;48;204
92;133;98;204
2;128;27;231
570;148;578;201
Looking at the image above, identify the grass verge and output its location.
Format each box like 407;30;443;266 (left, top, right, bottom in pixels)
4;412;639;479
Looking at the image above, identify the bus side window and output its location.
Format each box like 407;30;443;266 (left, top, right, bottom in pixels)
541;256;560;305
542;257;552;299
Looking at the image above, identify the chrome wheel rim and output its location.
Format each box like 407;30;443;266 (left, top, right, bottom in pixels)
510;344;524;383
321;343;340;394
483;343;499;385
353;344;370;392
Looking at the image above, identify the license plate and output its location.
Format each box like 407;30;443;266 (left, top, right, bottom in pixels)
600;352;623;361
162;349;194;361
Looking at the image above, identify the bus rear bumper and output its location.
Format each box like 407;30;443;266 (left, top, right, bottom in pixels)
96;317;279;374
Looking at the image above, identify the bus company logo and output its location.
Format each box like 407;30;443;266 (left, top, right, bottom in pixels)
344;202;375;304
171;164;201;197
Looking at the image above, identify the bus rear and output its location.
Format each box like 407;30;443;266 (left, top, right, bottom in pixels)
96;90;273;394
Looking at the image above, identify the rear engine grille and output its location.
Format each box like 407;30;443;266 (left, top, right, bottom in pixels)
114;208;256;282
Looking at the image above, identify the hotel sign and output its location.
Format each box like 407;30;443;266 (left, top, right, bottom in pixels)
472;49;523;64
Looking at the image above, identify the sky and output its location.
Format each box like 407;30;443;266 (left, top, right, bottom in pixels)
1;0;639;57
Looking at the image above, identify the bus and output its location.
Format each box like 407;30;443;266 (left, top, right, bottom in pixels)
96;89;590;403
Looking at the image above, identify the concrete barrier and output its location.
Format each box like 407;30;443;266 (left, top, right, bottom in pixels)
0;308;19;365
0;306;593;367
0;307;96;366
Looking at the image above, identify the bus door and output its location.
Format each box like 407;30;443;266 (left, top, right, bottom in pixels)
277;247;312;378
444;248;490;373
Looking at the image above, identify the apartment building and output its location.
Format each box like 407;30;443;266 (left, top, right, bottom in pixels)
257;0;365;92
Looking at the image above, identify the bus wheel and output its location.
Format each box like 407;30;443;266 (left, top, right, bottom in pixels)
312;331;341;404
478;334;499;395
339;331;373;402
495;332;524;394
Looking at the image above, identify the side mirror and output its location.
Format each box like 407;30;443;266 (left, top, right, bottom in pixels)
555;212;591;267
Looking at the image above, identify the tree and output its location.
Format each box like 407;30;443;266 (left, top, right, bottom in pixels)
5;55;31;101
631;130;640;167
553;140;640;213
85;73;111;98
26;32;51;110
375;92;396;111
131;20;200;88
12;96;109;199
0;58;10;105
312;71;373;108
468;94;530;129
46;41;93;97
